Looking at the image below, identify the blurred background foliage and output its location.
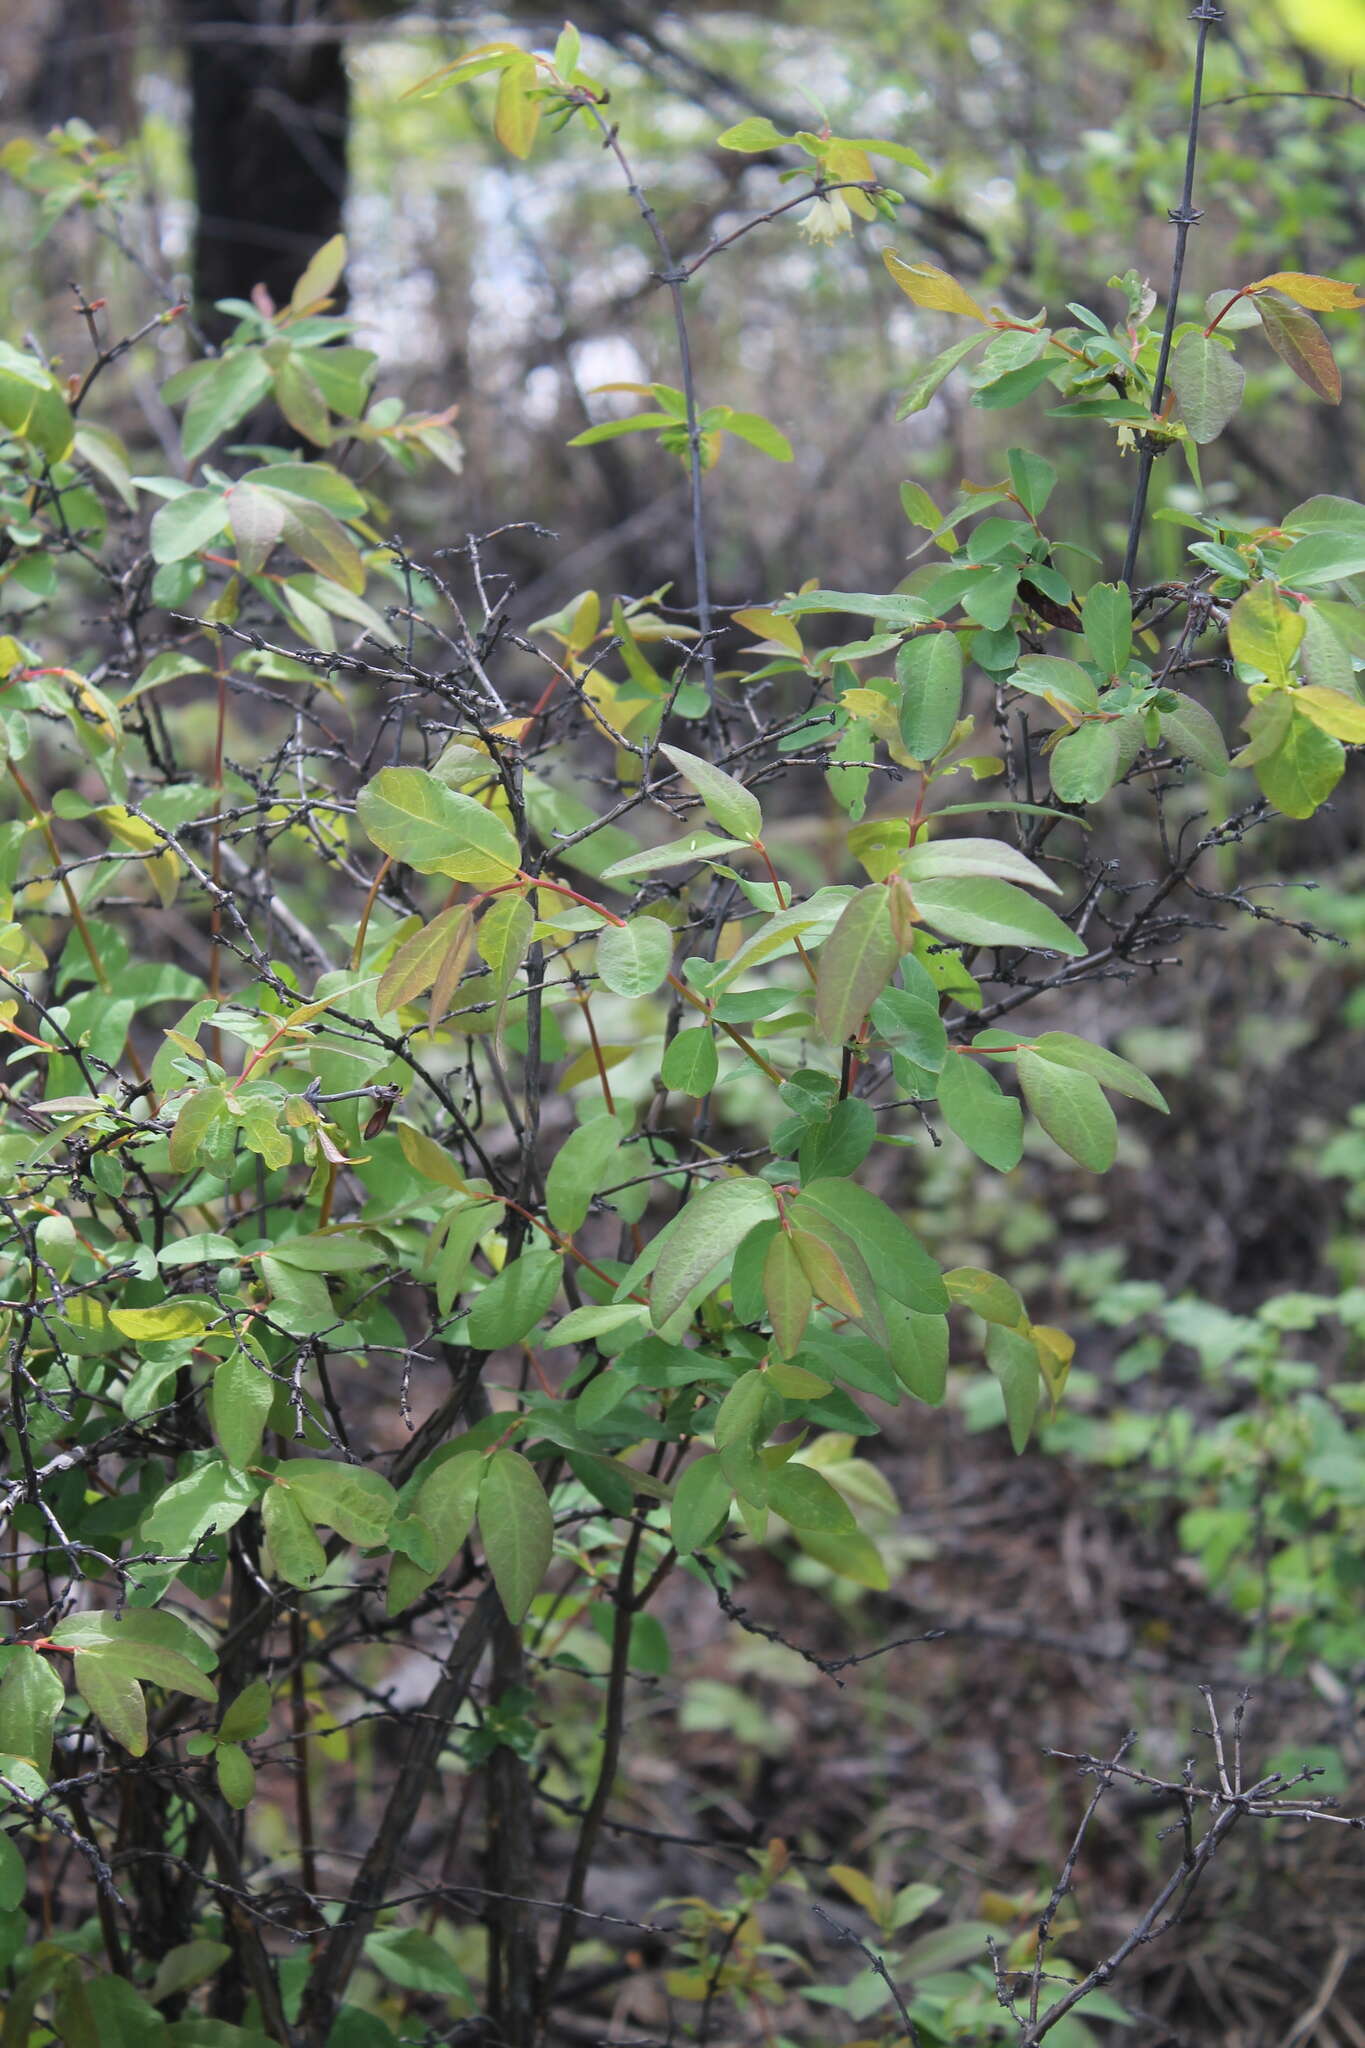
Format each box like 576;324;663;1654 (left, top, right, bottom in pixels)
2;4;1364;2039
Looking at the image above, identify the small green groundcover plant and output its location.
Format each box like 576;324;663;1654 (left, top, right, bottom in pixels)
0;13;1361;2045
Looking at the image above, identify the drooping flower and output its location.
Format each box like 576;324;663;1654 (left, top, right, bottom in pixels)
797;190;854;244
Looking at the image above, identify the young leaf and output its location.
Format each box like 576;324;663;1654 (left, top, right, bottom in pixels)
716;116;795;151
596;916;673;997
883;253;991;322
478;1450;553;1622
714;1368;776;1506
377;905;473;1015
1254;706;1345;818
218;1679;273;1744
1256;295;1342;404
658;743;763;841
815;885;897;1044
1007;446;1057;518
1228;582;1304;684
763;1229;814;1357
1248;270;1363;310
944;1266;1027;1327
1294;685;1365;742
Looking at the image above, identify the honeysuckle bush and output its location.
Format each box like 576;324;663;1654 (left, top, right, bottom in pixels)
0;15;1362;2047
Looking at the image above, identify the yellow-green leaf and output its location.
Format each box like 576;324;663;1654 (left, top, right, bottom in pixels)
883;253;990;323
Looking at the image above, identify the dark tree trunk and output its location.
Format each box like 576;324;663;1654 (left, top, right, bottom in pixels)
177;1;350;339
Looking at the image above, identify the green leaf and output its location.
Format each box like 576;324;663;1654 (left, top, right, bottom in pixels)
1169;331;1245;443
716;116;794;151
150;1940;233;2007
714;1369;776;1506
1049;720;1124;804
648;1177;778;1330
769;1462;856;1533
140;1458;256;1556
1228;582;1304;684
1006;446;1056;517
1158;693;1228;773
869;985;947;1070
149;487;229;564
467;1248;563;1349
215;1741;256;1809
1016;1049;1117;1170
179;350;273;463
599;830;748;880
1027;1032;1168;1111
1080;581;1132;675
971;356;1056;409
73;1652;147;1755
364;1926;473;2002
911;878;1086;955
545;1113;625;1232
671;1454;732;1555
210;1349;274;1470
815;885;897;1043
936;1053;1023;1170
897;631;964;760
791;1527;889;1588
986;1324;1042;1452
596;916;673;997
278;1459;397;1546
1009;654;1099;716
1274;532;1365;588
356;767;522;886
896;335;986;418
1254;706;1345;818
798;1178;949;1315
658;743;763;840
0;1647;64;1776
900;836;1060;894
387;1453;482;1615
218;1679;272;1743
261;1482;327;1588
774;588;933;625
478;1451;553;1622
883;1306;949;1405
724;411;793;462
660;1026;719;1095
